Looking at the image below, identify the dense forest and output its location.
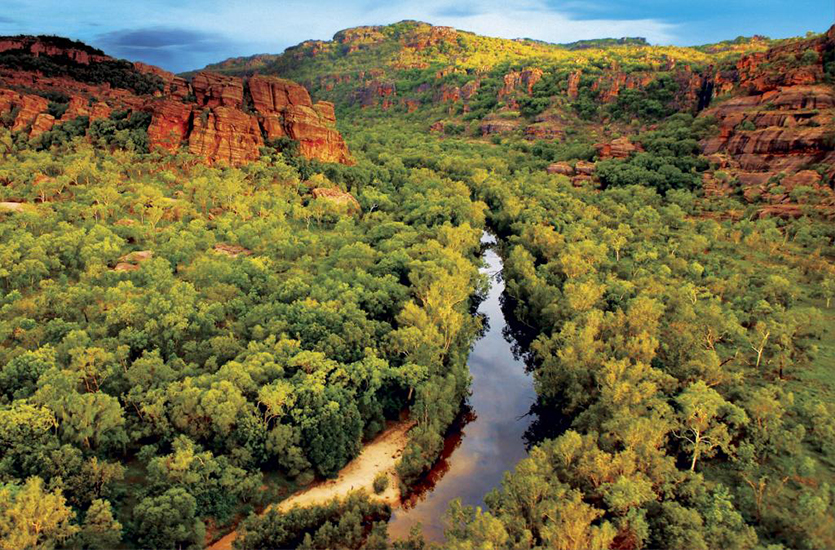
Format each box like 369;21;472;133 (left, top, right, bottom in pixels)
0;131;491;548
1;19;834;550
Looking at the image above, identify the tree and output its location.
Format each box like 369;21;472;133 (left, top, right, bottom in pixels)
603;223;633;262
296;387;363;478
146;436;260;521
257;380;295;428
819;276;835;308
133;488;205;550
750;322;770;370
79;499;122;549
0;477;79;550
675;381;747;471
444;500;510;550
33;377;126;450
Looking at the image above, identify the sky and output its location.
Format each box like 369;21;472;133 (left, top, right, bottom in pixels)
1;0;832;73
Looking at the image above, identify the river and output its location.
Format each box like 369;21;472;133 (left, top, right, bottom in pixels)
387;232;538;541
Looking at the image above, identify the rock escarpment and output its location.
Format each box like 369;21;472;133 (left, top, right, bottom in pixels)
697;26;835;218
0;36;352;166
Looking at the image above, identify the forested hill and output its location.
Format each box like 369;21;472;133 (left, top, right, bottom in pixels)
196;19;776;125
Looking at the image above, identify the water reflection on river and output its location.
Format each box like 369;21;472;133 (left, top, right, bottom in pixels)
387;233;538;541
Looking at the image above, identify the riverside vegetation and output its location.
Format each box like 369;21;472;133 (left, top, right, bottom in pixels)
0;20;835;550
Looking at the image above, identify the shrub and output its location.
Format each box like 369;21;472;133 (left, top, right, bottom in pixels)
46;101;69;119
87;110;152;152
372;472;389;494
801;50;821;65
236;493;390;550
34;116;89;149
444;123;465;135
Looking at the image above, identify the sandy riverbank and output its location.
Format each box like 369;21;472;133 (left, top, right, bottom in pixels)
207;420;414;550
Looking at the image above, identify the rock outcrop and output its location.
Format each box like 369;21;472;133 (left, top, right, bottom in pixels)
188;106;264;166
567;70;582;100
0;37;353;166
146;100;193;152
246;75;352;164
192;72;244;108
10;93;49;133
480;116;521;136
353;81;396;109
498;69;543;109
0;36;110;65
547;162;574;176
29;112;55;137
311;187;361;214
595;137;640;159
696;26;835;216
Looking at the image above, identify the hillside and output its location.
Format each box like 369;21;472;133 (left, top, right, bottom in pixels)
197;20;774;126
198;21;835;219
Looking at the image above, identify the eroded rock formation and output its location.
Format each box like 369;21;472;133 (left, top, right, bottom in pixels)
697;26;835;217
311;187;361;214
0;37;353;166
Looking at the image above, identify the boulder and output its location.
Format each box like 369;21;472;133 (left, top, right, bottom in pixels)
575;161;596;176
213;243;252;257
118;250;153;264
0;202;27;212
595;137;638;159
311;187;361;214
547;162;574;176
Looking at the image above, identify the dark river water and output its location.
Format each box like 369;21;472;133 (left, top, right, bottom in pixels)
387;233;538;541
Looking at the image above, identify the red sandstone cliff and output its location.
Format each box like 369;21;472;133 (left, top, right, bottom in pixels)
0;37;352;166
697;26;835;217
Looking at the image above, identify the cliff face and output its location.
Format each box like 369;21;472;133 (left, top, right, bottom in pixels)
0;37;352;166
248;75;351;164
697;27;835;217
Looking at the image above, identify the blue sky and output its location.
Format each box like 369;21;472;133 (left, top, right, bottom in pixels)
1;0;831;72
